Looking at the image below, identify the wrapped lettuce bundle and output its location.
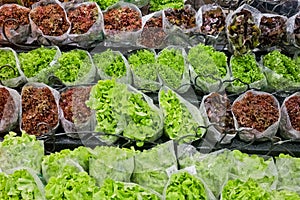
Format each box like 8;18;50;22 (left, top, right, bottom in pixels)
0;47;26;88
59;85;95;137
271;190;300;199
0;4;30;44
275;154;300;194
53;49;96;86
45;170;99;200
228;53;266;93
226;4;261;55
127;49;161;92
132;141;177;194
188;43;229;93
159;87;205;143
42;146;91;182
92;49;132;84
0;132;44;174
200;92;235;145
231;90;280;142
0;86;20;134
0;168;46;200
280;92;300;139
94;179;162;199
262;50;300;91
89;146;135;186
149;0;183;11
29;0;71;45
163;171;209;200
65;1;104;48
157;46;190;93
18;46;61;84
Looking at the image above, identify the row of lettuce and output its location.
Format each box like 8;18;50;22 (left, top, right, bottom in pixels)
0;132;300;199
1;43;300;93
2;75;300;145
2;0;300;51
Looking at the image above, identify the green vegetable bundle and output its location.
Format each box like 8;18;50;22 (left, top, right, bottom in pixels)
164;171;208;200
54;49;96;85
42;146;91;182
262;50;300;91
128;49;160;91
159;88;205;143
149;0;184;11
188;43;228;93
0;47;25;88
91;0;119;10
18;46;60;84
94;179;161;199
45;171;99;200
89;146;135;186
132;141;177;194
229;53;266;93
93;49;131;83
0;132;44;174
157;47;189;92
0;168;45;200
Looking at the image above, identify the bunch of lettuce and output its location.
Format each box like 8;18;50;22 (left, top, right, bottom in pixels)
230;53;265;92
89;146;135;186
150;0;183;11
0;132;44;174
94;179;161;199
0;49;19;80
275;154;300;194
222;179;271;200
54;49;92;84
263;50;300;90
159;89;204;143
91;0;119;10
271;190;300;199
45;170;99;200
18;46;57;82
42;146;91;182
128;49;156;69
157;48;185;90
165;171;207;200
132;141;177;194
93;49;127;79
0;169;45;200
188;44;227;92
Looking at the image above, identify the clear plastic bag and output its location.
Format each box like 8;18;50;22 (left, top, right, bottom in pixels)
231;90;281;142
29;0;71;45
287;11;300;48
0;4;30;44
157;46;190;93
0;47;26;88
103;2;142;46
64;1;105;48
280;92;300;139
20;82;61;136
200;92;236;145
0;86;20;134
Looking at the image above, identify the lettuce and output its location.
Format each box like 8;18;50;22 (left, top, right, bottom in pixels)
271;190;300;200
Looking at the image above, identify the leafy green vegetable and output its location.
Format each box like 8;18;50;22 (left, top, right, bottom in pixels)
0;49;19;80
271;190;300;200
0;169;44;200
93;49;127;79
45;171;99;200
276;154;300;194
149;0;184;11
263;50;300;90
18;46;57;81
0;132;44;174
94;179;161;199
89;146;135;186
222;179;271;200
42;146;91;182
128;49;156;69
91;0;119;10
188;43;227;90
230;53;265;90
55;49;92;84
159;89;203;143
165;171;207;200
132;141;177;194
157;48;185;89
